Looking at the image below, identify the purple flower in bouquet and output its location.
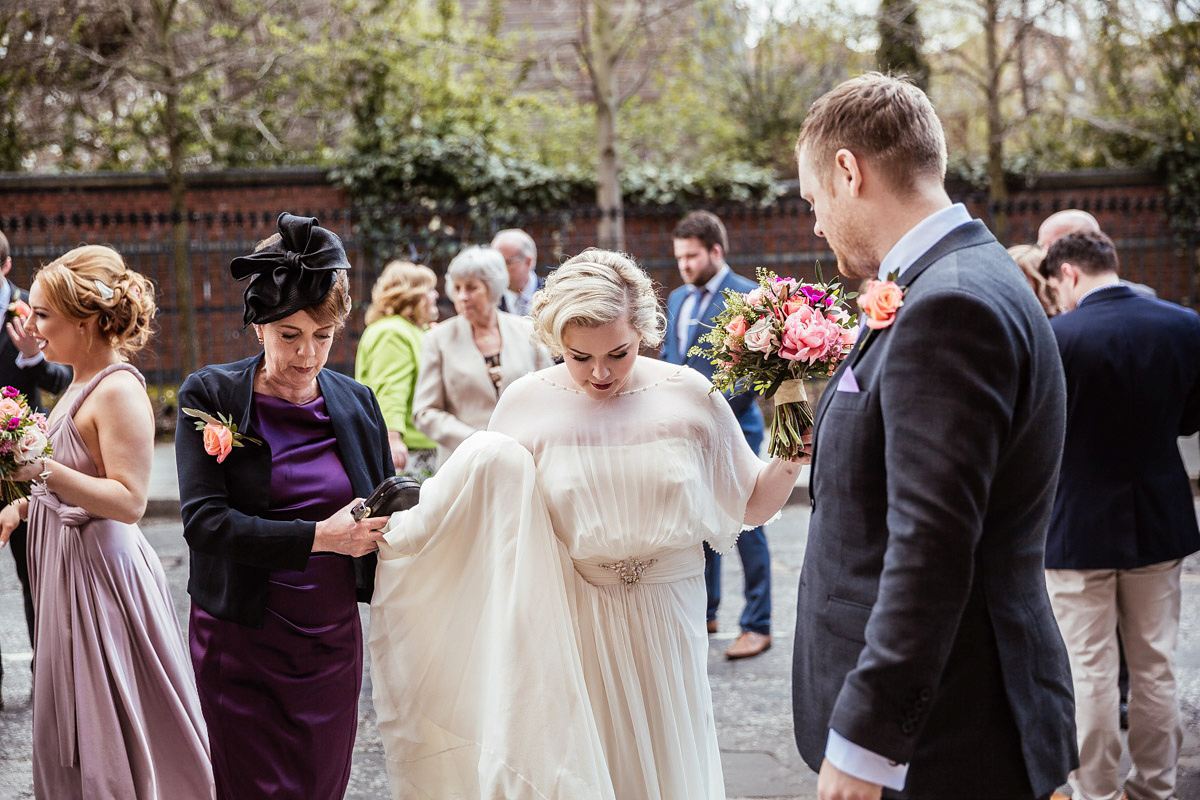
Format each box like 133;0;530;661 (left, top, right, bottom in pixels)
1;386;18;399
799;285;831;308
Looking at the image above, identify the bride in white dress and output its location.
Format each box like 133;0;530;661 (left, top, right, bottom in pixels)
368;249;801;799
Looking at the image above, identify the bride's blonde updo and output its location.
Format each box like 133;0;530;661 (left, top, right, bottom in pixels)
530;248;665;356
36;245;157;358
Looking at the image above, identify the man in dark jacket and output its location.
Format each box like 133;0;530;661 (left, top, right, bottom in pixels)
1041;230;1199;800
792;73;1076;800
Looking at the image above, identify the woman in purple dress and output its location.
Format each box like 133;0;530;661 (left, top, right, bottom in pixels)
0;245;214;798
175;213;393;800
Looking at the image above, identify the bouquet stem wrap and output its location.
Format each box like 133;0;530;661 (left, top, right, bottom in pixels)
769;378;817;460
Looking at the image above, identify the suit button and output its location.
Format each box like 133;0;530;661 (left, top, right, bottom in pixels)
918;688;931;701
901;721;915;734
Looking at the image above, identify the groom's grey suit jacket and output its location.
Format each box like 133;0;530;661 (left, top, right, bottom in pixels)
792;220;1078;798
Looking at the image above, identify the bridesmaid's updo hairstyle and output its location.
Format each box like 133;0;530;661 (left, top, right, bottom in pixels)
531;248;665;356
36;245;157;358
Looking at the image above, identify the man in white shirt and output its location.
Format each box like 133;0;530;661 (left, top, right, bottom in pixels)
491;229;544;316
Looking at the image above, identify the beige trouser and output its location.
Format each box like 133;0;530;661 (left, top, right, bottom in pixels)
1046;560;1183;800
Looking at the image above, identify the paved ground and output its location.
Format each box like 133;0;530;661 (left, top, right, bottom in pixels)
0;442;1197;798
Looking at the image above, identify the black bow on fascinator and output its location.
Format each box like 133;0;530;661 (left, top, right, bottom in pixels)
230;212;351;326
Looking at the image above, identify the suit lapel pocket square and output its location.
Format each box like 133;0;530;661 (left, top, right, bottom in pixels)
836;366;860;393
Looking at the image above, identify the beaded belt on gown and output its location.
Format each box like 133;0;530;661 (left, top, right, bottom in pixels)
572;543;704;587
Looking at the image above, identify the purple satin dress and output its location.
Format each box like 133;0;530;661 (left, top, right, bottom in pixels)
189;393;360;800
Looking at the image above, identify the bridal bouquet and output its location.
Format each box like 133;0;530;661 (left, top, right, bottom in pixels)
0;386;52;504
690;269;857;459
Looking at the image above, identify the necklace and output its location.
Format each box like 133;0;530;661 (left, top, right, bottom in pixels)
535;367;684;398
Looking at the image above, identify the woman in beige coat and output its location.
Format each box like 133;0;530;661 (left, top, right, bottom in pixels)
413;245;552;464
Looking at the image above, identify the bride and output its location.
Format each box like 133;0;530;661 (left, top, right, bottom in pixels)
368;248;801;798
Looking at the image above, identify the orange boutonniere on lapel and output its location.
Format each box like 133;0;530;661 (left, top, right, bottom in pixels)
855;275;906;351
182;407;262;464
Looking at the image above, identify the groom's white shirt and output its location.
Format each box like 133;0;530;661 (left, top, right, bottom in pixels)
824;201;972;790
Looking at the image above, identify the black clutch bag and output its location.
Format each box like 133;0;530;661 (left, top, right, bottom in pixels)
351;475;422;521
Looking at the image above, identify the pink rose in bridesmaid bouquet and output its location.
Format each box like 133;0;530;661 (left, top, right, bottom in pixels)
0;398;22;420
202;423;234;463
858;279;905;330
16;427;47;462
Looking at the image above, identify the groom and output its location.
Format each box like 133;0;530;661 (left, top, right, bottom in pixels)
791;74;1077;799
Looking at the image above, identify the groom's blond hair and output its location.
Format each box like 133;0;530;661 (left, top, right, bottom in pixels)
796;72;947;195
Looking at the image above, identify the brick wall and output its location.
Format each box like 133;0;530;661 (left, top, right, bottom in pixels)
1;167;1194;390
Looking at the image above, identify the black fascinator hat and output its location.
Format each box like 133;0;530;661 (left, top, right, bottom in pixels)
230;212;351;326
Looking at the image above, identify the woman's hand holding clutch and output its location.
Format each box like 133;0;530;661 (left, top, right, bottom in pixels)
313;499;388;557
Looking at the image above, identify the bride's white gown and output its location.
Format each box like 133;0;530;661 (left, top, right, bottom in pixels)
369;363;765;799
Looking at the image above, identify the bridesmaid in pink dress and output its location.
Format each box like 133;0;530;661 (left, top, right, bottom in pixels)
0;245;214;799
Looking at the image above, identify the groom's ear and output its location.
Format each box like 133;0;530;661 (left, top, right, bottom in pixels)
833;148;863;198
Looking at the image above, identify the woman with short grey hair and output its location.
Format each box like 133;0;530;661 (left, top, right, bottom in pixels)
443;245;509;306
413;245;552;465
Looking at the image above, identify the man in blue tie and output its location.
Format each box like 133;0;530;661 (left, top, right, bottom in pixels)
662;210;771;659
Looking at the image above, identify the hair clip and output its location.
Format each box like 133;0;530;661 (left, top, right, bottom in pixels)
94;279;114;300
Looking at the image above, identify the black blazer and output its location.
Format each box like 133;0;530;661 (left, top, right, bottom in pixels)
175;354;393;628
0;280;72;410
792;221;1077;797
1046;285;1200;568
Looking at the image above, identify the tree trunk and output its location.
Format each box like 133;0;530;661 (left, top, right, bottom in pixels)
984;0;1008;243
165;87;198;378
591;0;624;252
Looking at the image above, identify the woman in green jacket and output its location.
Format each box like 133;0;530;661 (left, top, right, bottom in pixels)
355;260;440;478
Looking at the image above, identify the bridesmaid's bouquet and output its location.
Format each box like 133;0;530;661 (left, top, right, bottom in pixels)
0;386;52;504
690;268;857;459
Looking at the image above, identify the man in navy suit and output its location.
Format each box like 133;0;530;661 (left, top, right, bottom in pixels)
792;74;1075;799
1040;230;1199;800
0;231;72;708
491;229;546;316
663;210;771;660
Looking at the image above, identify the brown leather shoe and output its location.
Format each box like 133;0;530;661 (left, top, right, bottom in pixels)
725;631;771;659
706;619;718;634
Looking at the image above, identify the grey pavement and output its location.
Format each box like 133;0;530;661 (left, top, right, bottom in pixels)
0;441;1196;798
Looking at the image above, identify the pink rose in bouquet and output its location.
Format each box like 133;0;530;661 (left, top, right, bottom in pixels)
690;268;857;459
743;318;779;353
725;315;748;338
0;387;53;505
